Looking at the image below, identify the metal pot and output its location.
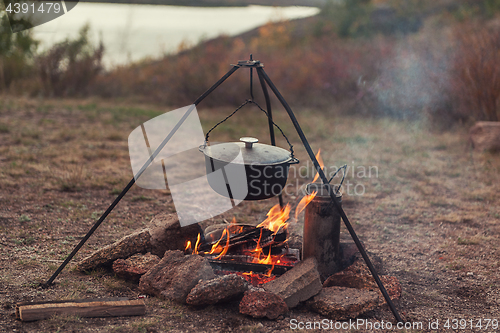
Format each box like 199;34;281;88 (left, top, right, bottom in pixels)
199;137;299;200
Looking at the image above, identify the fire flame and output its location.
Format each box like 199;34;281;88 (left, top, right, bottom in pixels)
209;229;225;255
256;203;291;234
312;149;324;183
258;246;273;265
215;229;230;260
252;228;264;254
193;233;201;255
295;191;317;221
183;181;320;284
264;264;275;277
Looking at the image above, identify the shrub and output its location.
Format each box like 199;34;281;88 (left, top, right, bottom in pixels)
320;0;422;38
92;18;396;109
448;21;500;122
38;25;104;97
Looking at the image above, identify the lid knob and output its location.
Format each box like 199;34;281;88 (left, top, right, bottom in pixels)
240;137;258;149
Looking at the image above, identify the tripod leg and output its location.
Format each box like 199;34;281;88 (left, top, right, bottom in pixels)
257;67;403;323
256;69;284;208
43;66;241;287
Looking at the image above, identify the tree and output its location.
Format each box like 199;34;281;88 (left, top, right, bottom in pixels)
0;13;38;91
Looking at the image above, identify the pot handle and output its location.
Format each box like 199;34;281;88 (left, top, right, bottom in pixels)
289;157;300;164
204;99;295;159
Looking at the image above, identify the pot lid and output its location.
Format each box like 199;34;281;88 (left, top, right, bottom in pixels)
200;137;293;165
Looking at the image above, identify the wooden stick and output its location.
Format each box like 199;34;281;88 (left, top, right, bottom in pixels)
16;298;145;322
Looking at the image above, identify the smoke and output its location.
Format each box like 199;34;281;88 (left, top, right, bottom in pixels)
372;33;453;121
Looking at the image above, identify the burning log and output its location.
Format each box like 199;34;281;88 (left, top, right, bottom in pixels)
197;226;286;255
183;203;302;285
208;259;291;276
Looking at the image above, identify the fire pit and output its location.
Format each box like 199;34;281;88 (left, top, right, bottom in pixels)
47;57;402;323
183;204;301;286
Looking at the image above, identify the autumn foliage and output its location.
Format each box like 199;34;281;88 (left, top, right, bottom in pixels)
91;20;394;109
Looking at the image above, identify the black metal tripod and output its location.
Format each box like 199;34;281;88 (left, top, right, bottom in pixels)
43;57;403;323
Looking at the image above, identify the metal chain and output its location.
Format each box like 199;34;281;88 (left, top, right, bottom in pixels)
203;99;295;158
249;100;295;158
204;99;251;143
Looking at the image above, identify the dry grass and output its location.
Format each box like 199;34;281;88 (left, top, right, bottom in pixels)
449;20;500;121
0;97;499;331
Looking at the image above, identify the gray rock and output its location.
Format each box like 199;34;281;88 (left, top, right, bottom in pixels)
470;121;500;152
148;213;201;256
307;286;379;320
323;262;377;289
323;268;402;300
263;257;322;308
138;250;214;303
186;274;249;306
112;252;160;283
76;229;151;271
239;290;288;320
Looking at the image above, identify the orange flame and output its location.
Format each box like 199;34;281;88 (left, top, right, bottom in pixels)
193;233;201;255
264;263;275;277
256;203;291;234
228;217;245;235
258;246;273;265
295;191;317;221
215;228;230;260
312;149;324;183
185;199;304;283
252;228;264;254
209;228;226;255
229;217;236;225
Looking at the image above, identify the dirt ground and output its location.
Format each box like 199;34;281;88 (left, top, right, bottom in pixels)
0;97;499;332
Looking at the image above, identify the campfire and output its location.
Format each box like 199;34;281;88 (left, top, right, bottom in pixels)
72;148;402;321
43;58;403;323
183;194;317;286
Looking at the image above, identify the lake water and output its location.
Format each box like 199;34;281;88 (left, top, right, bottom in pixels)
31;3;319;67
